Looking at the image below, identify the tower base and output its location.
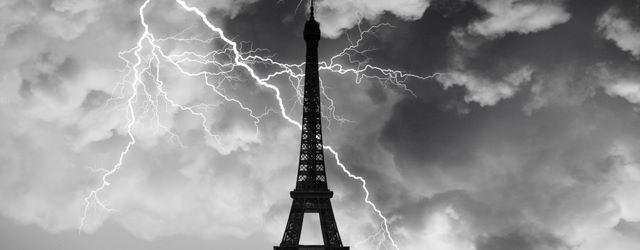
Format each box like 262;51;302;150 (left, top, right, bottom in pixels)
274;245;349;250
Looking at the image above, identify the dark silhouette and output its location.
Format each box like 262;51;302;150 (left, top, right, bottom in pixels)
274;1;349;249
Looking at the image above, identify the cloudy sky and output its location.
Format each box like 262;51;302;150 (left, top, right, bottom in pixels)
1;0;640;249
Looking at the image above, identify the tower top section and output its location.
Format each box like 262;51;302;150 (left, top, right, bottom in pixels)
304;0;320;42
310;0;315;19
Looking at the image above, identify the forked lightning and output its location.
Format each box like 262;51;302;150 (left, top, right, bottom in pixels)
81;0;441;249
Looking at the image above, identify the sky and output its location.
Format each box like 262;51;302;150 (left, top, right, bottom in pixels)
1;0;640;249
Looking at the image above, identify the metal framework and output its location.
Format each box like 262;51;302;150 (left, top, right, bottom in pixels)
275;1;349;249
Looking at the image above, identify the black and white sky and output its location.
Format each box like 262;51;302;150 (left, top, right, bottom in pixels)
1;0;640;249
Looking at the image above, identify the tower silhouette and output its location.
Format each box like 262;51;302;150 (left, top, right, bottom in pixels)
274;1;349;249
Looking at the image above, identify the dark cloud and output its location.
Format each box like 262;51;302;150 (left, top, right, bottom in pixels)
476;228;571;250
615;219;640;238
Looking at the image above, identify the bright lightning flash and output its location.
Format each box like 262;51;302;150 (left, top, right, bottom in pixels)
80;0;441;249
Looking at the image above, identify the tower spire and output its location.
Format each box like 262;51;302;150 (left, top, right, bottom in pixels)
310;0;315;19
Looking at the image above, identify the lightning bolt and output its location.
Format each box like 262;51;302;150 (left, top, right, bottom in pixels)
80;0;442;249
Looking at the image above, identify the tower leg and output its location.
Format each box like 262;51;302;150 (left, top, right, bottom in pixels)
319;199;343;246
280;199;305;246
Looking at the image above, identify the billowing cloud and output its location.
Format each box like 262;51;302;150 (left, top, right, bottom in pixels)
0;0;258;236
184;0;258;17
314;0;431;38
604;79;640;104
597;7;640;59
468;0;571;38
595;64;640;105
437;67;534;106
524;66;595;115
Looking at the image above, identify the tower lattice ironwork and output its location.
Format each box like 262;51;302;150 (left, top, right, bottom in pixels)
274;1;349;249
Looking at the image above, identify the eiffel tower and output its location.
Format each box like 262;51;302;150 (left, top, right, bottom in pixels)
274;1;349;249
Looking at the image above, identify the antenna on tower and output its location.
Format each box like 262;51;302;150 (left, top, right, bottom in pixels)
310;0;315;19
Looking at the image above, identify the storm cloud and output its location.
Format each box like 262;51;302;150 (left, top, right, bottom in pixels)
1;0;640;250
